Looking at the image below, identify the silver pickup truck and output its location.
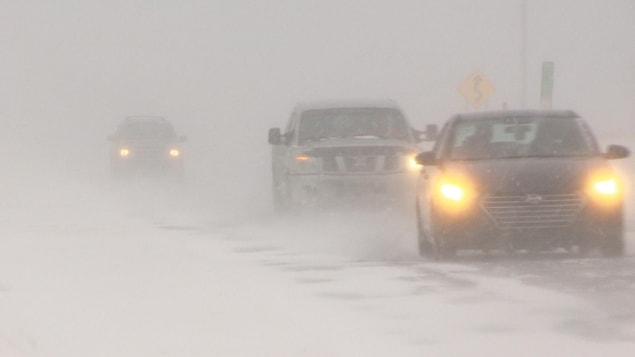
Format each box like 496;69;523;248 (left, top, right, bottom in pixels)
268;101;436;211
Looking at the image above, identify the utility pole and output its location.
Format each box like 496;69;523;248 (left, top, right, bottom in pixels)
520;0;527;108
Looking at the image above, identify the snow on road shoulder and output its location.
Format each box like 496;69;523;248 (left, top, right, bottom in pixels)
0;213;420;356
2;173;634;356
223;214;635;356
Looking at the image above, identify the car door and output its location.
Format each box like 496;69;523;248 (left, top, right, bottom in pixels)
417;120;452;233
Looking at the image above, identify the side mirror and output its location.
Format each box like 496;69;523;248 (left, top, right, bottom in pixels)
179;135;188;143
268;128;283;145
604;145;629;160
415;124;438;142
415;151;438;166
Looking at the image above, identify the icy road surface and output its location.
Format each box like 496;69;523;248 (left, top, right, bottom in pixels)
1;178;634;357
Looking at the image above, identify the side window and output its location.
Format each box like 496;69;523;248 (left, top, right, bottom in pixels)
284;111;298;145
452;123;476;147
577;119;600;152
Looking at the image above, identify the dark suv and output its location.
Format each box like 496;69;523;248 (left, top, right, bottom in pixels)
109;117;186;179
268;101;436;210
415;110;629;258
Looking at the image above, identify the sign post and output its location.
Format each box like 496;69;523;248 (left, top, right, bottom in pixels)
540;61;554;109
459;71;495;110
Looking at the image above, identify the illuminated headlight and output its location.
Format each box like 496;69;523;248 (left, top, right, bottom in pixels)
434;175;475;213
169;149;180;158
408;155;423;171
586;171;622;206
119;148;130;157
291;153;320;174
440;183;465;201
592;178;617;195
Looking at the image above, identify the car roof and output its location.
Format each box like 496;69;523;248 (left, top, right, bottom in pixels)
118;116;175;127
123;116;168;122
453;109;579;121
294;100;402;112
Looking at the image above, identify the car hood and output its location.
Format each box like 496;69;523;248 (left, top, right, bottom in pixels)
116;138;178;148
441;156;611;194
301;138;417;156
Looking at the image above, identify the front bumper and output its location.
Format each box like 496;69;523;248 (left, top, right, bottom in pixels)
432;195;623;251
111;156;184;176
286;171;418;209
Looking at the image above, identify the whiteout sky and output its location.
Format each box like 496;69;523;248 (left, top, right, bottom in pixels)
1;0;633;202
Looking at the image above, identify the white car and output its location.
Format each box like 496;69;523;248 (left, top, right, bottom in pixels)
268;101;436;211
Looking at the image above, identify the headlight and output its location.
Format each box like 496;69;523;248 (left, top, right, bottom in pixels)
592;178;617;195
440;183;465;201
169;149;180;158
434;175;475;213
586;171;622;206
291;153;320;174
408;155;423;171
119;148;130;157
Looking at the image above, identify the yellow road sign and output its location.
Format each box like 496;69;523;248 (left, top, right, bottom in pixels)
459;72;495;109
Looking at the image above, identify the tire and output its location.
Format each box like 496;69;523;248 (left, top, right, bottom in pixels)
579;218;624;258
418;233;434;258
599;227;624;257
432;234;456;260
273;174;297;214
272;183;289;214
597;209;625;257
601;238;624;257
416;203;434;258
417;203;457;260
429;209;456;260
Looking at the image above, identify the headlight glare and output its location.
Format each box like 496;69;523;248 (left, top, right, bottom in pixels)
440;183;465;201
586;171;623;206
408;155;422;171
433;174;476;214
593;178;617;195
119;148;130;157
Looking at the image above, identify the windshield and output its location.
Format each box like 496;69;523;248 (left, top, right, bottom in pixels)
116;121;177;141
298;108;410;144
448;116;599;160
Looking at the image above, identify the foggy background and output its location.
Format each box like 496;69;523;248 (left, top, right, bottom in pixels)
1;0;633;221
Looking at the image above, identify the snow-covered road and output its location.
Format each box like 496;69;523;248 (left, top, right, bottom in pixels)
1;177;634;356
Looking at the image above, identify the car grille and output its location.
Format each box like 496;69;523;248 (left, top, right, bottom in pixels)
322;155;401;173
480;193;585;230
134;146;165;160
126;143;175;162
311;146;410;174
